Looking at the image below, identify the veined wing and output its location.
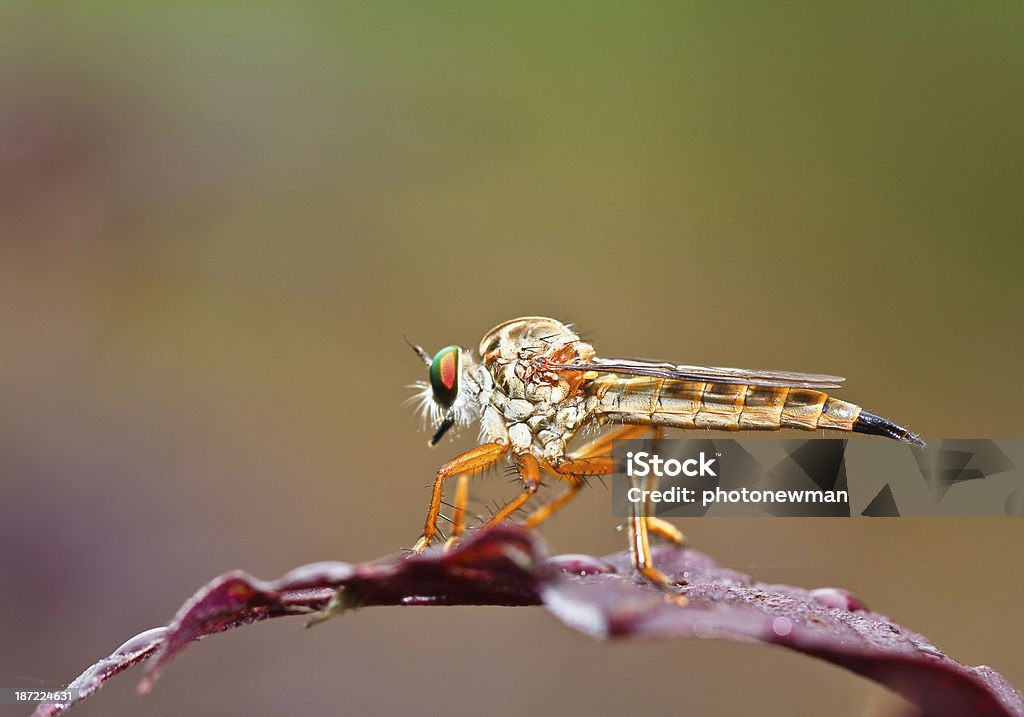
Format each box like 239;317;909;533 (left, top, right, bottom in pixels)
546;357;845;389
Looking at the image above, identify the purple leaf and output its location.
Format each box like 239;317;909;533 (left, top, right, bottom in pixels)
544;546;1023;717
32;525;1022;717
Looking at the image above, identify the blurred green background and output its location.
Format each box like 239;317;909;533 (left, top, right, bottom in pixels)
2;3;1022;716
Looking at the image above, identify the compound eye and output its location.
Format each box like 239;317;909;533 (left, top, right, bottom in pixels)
429;346;461;409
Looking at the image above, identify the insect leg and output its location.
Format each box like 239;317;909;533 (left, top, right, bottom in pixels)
482;453;541;526
523;425;652;528
552;455;618;476
565;424;651;460
442;474;470;552
627;426;683;592
523;473;584;528
646;517;684;544
411;442;508;553
644;427;686;546
627;509;671;589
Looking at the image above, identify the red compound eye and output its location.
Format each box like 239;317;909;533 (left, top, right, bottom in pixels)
429;346;461;408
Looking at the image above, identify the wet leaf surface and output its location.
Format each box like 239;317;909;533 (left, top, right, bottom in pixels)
32;525;1022;717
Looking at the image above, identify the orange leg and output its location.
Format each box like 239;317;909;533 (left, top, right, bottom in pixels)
411;442;508;553
482;453;541;526
625;427;684;595
555;454;677;589
647;516;684;544
568;424;651;460
532;438;682;591
627;511;671;588
628;425;672;588
542;446;677;589
523;425;650;528
414;425;685;594
642;427;685;546
442;474;471;552
563;425;683;589
523;474;584;528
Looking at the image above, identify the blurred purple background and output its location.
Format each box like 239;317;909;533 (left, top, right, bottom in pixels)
2;4;1021;716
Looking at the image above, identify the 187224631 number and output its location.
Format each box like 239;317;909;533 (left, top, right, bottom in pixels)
3;689;76;704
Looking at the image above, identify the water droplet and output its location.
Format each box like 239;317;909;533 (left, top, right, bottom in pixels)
772;617;793;637
113;627;168;657
911;638;944;657
693;620;716;639
548;554;614;575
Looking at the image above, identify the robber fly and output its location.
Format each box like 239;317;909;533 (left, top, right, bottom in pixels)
407;316;922;588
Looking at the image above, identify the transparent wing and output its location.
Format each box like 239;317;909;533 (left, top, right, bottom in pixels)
547;357;845;389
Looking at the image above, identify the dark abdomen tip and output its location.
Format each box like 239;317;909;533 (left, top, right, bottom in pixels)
854;410;925;447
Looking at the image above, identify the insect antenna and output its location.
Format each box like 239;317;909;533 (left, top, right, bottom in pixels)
404;335;432;366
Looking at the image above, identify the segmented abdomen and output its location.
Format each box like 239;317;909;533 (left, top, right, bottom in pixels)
593;377;861;433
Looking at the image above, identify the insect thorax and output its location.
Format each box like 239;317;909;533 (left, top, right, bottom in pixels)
476;317;599;462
